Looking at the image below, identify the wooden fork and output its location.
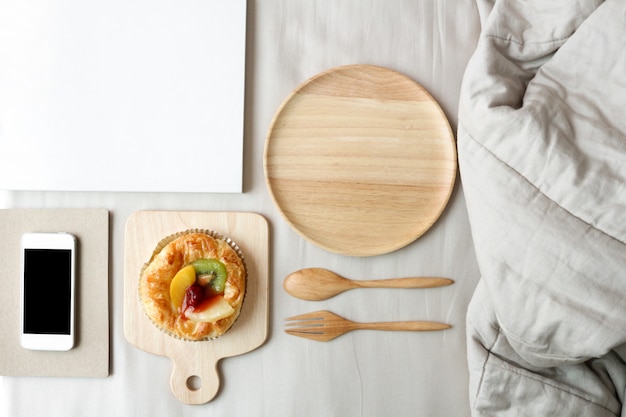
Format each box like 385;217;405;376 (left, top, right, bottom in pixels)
284;310;451;341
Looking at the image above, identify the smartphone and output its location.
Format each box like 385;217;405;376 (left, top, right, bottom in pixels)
20;232;76;351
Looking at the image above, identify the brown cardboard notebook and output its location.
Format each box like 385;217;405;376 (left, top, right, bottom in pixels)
0;208;109;377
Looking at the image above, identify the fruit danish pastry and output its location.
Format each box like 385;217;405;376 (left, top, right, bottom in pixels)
139;231;246;341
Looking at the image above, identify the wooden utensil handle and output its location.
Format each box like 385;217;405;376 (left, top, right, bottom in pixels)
357;277;454;289
357;321;451;332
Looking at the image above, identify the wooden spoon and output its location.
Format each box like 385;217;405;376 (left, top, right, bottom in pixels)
284;268;454;301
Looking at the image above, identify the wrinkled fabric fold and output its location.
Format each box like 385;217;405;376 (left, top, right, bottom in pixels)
458;0;626;415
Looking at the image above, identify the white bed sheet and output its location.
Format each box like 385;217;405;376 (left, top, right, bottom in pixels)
0;1;482;416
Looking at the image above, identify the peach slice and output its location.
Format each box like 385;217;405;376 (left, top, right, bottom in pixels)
184;295;234;323
169;264;197;310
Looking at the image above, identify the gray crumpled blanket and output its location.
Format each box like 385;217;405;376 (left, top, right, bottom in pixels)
457;0;626;415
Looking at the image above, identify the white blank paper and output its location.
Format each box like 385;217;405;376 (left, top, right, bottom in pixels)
0;0;246;192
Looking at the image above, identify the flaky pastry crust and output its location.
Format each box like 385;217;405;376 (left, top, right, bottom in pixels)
139;231;246;340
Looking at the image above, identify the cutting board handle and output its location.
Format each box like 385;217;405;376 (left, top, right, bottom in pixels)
170;357;221;404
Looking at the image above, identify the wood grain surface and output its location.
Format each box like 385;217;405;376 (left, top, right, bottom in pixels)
264;64;457;256
123;211;269;404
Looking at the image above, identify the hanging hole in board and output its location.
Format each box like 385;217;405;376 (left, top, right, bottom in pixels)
186;375;202;391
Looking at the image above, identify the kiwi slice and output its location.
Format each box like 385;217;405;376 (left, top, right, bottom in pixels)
191;258;228;294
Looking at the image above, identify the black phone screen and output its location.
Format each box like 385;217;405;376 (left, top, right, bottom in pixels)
23;249;72;335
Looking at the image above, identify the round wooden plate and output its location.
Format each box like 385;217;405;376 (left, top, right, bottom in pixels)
264;64;457;257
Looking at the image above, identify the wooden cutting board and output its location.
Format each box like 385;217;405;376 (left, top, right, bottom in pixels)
124;211;269;404
264;64;457;256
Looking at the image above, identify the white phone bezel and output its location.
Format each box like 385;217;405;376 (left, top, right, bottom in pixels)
20;232;76;351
